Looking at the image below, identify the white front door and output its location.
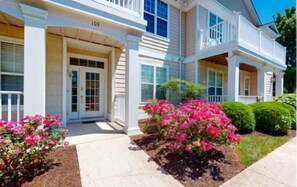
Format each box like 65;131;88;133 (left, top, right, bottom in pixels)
68;60;105;121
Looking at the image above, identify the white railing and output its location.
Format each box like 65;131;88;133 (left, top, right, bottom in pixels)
206;95;228;103
114;93;125;123
105;0;144;17
0;91;23;122
199;13;286;67
200;21;236;50
238;96;258;104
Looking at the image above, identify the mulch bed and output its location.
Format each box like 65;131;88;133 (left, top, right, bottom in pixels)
131;134;245;187
2;146;81;187
241;129;296;138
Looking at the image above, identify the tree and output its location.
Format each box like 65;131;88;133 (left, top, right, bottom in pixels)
273;7;296;93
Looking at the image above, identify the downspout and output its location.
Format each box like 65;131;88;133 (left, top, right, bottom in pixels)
179;1;187;80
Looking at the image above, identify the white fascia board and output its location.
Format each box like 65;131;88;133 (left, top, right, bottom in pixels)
43;0;146;32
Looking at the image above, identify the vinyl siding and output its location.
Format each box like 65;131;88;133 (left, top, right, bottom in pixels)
185;7;196;56
114;48;126;94
46;34;63;116
185;62;196;83
140;6;185;56
0;24;24;39
199;60;228;96
265;72;273;98
216;0;253;23
199;6;208;30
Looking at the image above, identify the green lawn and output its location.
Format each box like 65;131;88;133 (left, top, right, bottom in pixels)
236;136;290;167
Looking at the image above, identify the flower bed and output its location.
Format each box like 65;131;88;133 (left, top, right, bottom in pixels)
0;115;68;185
143;100;240;155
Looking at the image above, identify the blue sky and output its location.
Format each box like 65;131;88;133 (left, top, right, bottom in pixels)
252;0;296;24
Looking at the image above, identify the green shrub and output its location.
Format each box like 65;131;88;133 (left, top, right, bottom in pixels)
274;94;296;108
250;102;292;133
266;102;296;129
181;82;206;102
221;101;255;133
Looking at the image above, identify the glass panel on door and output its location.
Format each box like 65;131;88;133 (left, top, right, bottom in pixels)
71;71;78;112
85;72;100;112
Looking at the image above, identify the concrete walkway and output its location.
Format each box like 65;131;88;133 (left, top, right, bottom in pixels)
66;122;183;187
221;137;296;187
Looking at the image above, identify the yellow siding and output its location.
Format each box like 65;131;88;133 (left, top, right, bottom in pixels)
185;7;196;56
239;70;257;96
0;24;24;39
67;47;108;58
46;34;63;116
114;48;125;94
198;60;228;95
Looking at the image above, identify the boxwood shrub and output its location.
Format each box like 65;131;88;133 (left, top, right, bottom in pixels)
221;101;255;133
266;102;296;129
274;94;296;109
250;102;292;133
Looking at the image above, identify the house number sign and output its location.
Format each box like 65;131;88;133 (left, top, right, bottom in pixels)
92;21;100;27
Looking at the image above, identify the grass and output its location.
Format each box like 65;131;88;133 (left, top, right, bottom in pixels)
236;136;290;167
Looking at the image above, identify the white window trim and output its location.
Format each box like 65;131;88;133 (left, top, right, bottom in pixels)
0;36;25;112
140;62;169;105
243;76;250;96
206;68;224;96
144;0;170;39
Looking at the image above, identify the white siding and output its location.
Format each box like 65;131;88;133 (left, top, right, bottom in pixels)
185;7;196;56
265;72;273;99
199;6;208;30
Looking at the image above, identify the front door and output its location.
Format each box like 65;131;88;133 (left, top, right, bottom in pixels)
68;58;105;121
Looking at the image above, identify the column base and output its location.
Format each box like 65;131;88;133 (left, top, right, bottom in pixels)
123;126;142;136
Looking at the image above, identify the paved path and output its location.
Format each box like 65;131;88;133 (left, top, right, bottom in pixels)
221;137;296;187
66;122;183;187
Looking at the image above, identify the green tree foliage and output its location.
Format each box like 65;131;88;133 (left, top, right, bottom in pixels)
273;7;296;92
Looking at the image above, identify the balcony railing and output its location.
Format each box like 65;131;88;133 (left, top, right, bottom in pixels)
238;95;258;104
206;95;228;103
104;0;144;17
0;91;23;122
199;13;286;67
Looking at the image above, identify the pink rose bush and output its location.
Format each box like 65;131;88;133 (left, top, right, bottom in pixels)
0;115;68;179
144;100;240;155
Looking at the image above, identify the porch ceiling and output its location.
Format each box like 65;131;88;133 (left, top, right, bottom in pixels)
0;12;24;27
202;53;258;72
48;26;125;49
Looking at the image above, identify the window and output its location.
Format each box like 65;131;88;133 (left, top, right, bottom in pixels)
141;64;168;102
244;76;250;96
144;0;168;37
0;41;24;105
208;12;224;44
207;69;223;96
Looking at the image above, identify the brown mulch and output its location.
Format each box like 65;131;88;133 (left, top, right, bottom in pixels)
3;146;81;187
131;134;245;187
240;129;296;138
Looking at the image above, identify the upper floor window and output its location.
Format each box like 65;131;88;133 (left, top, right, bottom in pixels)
144;0;168;37
209;12;223;27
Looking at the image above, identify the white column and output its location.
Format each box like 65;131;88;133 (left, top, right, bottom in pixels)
257;68;267;101
275;72;284;96
195;61;199;84
20;4;48;116
227;56;240;101
124;35;141;135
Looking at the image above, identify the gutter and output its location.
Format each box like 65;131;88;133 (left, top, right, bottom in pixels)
179;0;188;79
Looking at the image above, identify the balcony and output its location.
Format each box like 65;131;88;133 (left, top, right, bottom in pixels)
105;0;144;17
199;13;286;68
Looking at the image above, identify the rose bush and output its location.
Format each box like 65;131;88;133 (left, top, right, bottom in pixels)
144;100;240;155
0;115;68;181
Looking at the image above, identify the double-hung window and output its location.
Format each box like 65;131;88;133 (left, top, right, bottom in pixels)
144;0;168;37
141;64;168;103
207;69;223;96
208;12;224;44
0;41;24;105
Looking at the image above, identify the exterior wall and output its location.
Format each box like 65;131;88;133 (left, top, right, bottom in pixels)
198;60;228;96
265;72;274;100
239;70;257;96
185;7;196;57
216;0;253;23
114;48;126;94
0;24;24;39
199;6;208;30
46;34;63;116
185;62;196;82
140;6;185;56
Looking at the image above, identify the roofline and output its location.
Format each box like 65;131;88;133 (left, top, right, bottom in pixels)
243;0;262;26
